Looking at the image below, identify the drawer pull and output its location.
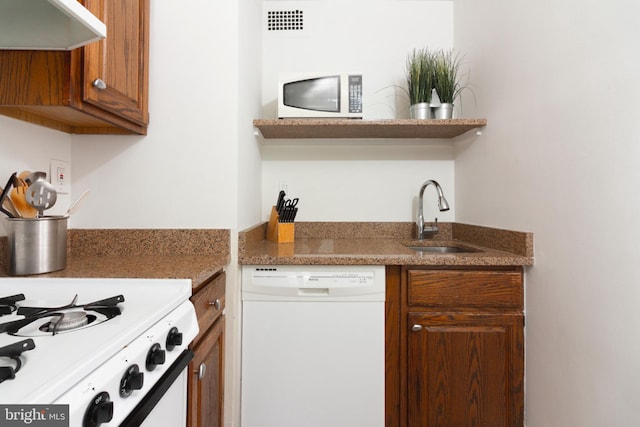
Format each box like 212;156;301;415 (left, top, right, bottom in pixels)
411;324;423;332
93;79;107;90
198;363;206;380
209;299;221;310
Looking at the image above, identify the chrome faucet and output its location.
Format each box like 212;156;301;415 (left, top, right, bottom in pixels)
416;180;450;239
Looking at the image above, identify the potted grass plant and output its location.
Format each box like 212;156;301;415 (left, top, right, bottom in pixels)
432;49;464;119
406;48;434;119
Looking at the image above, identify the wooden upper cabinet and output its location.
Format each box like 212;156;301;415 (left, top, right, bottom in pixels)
0;0;149;135
83;0;148;126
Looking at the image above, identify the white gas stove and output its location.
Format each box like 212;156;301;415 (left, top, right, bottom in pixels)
0;277;199;427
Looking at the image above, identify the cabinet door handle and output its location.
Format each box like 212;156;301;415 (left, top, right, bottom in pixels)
209;299;221;310
93;79;107;90
198;363;206;380
411;324;423;332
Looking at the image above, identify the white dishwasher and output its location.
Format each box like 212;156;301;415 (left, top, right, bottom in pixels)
241;265;385;427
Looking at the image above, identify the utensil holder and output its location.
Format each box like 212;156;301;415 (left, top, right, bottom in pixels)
266;206;295;243
2;216;67;275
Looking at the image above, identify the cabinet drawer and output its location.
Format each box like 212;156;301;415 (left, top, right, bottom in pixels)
407;269;523;310
191;272;226;346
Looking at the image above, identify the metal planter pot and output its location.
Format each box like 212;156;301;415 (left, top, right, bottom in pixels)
433;103;454;119
409;103;432;119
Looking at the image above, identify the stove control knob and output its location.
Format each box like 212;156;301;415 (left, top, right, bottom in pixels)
83;391;113;427
146;343;166;371
166;326;183;351
120;364;144;397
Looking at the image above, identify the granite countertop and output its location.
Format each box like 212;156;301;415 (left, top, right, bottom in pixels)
37;254;228;288
239;222;533;266
0;229;230;290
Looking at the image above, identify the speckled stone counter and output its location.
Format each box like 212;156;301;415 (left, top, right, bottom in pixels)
0;229;230;289
239;222;533;266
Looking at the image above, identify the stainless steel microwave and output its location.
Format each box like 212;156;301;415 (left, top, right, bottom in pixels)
277;73;363;119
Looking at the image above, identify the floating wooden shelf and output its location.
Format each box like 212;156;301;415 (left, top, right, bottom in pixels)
253;118;487;140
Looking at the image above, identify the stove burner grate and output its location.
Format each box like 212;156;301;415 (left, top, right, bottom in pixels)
0;294;25;317
0;294;124;336
0;339;35;383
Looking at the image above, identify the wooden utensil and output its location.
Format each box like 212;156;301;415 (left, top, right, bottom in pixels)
18;171;32;181
10;177;37;218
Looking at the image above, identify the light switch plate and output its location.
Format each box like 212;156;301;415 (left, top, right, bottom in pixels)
50;159;70;194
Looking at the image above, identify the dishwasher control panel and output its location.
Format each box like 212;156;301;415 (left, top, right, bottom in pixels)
242;265;385;301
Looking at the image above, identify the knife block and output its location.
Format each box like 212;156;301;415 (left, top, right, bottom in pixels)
266;206;295;243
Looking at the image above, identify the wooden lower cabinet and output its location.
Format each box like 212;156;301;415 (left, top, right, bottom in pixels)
407;313;523;427
188;272;226;427
188;316;224;427
387;266;524;427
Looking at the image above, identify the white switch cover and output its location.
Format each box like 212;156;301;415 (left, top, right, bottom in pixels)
50;159;70;194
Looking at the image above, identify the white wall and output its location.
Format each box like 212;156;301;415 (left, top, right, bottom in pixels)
261;143;456;222
234;0;264;426
454;1;640;425
1;2;240;228
238;0;265;232
260;0;458;223
70;1;240;230
0;117;72;225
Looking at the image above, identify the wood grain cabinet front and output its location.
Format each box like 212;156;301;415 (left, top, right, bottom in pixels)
188;272;225;427
390;267;524;427
407;312;523;427
0;0;149;135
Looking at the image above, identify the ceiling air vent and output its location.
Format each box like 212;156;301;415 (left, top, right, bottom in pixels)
267;9;304;31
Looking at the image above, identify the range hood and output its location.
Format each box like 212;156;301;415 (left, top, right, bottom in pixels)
0;0;106;50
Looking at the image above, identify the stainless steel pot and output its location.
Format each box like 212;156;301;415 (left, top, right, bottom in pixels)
3;216;67;275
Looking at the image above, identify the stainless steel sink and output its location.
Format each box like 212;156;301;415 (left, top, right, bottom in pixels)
405;245;478;253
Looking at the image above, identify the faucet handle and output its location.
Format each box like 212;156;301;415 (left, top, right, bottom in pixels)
422;218;440;234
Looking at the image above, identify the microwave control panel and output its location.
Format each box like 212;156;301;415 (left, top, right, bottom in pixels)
348;75;363;114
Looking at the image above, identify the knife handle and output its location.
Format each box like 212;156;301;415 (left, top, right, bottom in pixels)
276;190;286;212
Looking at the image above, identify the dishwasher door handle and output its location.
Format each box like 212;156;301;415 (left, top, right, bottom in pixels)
297;288;330;296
